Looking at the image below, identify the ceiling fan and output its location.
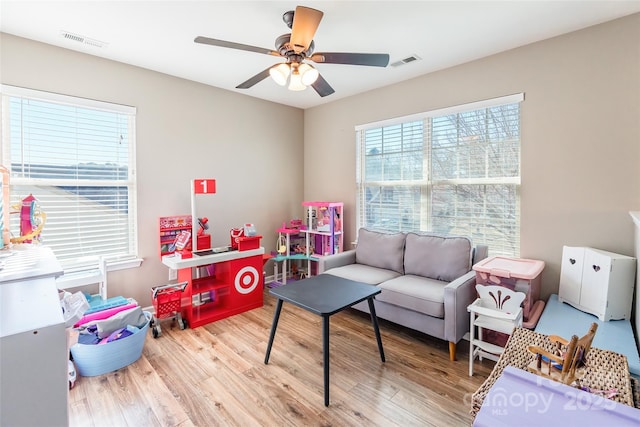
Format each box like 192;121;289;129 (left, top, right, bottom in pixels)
194;5;390;97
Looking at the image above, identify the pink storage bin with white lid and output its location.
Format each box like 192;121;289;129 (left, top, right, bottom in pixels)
473;256;545;281
473;256;545;323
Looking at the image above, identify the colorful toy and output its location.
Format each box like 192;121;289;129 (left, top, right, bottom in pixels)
230;227;244;250
159;215;192;257
578;386;619;399
316;206;331;231
174;230;191;251
11;193;46;244
68;360;77;389
277;234;287;254
150;281;188;338
197;217;209;235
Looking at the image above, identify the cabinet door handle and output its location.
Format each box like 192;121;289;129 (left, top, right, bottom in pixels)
569;258;576;265
592;264;601;272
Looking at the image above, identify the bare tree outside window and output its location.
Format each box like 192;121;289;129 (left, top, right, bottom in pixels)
357;98;521;256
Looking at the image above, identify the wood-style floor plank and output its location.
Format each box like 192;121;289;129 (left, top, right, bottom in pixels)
69;288;493;426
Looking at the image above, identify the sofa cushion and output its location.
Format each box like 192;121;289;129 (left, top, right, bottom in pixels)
322;264;401;285
377;274;447;318
404;233;472;282
355;228;406;274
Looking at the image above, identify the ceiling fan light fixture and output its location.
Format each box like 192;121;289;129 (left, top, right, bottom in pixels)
196;6;388;97
288;69;307;91
269;63;290;86
299;63;319;86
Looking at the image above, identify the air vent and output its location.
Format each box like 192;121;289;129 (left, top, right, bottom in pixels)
390;54;422;68
60;30;107;48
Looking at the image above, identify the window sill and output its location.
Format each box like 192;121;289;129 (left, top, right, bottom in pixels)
108;258;144;272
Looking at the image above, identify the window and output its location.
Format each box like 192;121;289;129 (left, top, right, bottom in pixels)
356;94;523;256
1;85;138;271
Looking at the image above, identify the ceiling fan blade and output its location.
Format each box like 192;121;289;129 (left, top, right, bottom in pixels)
311;74;335;97
290;6;323;53
236;67;272;89
310;52;390;67
195;36;280;57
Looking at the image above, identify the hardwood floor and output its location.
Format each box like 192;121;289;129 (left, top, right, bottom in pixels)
68;289;494;427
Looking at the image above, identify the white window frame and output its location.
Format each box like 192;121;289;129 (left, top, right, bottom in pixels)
355;93;524;256
1;84;141;272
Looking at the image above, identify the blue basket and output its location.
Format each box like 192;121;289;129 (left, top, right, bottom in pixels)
71;311;151;377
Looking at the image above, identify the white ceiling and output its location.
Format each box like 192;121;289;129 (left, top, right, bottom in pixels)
2;1;639;109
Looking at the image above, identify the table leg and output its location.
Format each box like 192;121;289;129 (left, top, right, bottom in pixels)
323;314;330;406
264;299;283;364
367;297;386;362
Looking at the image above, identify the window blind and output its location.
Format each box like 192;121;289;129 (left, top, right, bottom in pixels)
1;85;138;271
356;94;523;256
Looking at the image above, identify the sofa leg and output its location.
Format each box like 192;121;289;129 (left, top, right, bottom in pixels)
449;342;456;361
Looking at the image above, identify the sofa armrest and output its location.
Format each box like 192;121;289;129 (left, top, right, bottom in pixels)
473;244;489;264
443;270;477;344
317;250;356;274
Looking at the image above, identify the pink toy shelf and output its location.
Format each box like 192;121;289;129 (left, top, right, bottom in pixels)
159;215;192;257
159;215;211;259
302;201;343;256
272;202;344;286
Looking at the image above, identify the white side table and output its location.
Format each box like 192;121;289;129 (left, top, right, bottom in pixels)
468;285;525;376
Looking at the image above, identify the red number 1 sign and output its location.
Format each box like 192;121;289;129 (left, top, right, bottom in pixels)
194;179;216;194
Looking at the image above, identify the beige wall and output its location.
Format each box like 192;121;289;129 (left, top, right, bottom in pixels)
1;13;639;305
0;33;304;307
304;13;640;299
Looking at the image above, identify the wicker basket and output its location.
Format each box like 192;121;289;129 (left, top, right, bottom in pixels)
471;327;634;418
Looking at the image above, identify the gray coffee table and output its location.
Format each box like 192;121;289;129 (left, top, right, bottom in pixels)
264;274;385;406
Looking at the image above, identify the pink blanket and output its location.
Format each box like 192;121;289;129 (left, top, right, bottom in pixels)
74;303;138;327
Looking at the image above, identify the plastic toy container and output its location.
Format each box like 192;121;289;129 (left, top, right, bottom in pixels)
473;256;545;321
238;235;261;251
70;311;151;376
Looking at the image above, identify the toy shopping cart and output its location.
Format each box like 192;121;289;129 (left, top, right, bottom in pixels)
150;281;188;338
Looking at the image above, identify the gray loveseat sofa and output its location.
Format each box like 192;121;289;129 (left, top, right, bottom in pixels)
318;228;488;361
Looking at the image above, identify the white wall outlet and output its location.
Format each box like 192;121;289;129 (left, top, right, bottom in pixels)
169;268;177;281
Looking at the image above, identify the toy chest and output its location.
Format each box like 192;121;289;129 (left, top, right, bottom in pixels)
70;311;151;376
473;256;544;322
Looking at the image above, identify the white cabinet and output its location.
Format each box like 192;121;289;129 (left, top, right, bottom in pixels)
0;246;68;427
558;246;636;321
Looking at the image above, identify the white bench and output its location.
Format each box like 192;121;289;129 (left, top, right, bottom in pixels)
56;256;108;300
535;294;640;379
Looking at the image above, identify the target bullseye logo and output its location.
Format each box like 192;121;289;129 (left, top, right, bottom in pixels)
235;266;259;294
